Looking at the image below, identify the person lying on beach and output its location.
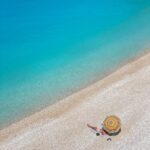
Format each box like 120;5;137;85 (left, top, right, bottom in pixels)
87;124;106;136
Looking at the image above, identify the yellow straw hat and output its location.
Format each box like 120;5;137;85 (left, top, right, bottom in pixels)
103;115;121;135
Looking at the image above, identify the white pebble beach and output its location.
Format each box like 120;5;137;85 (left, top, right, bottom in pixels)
0;52;150;150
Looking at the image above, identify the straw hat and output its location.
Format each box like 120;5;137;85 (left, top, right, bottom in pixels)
103;115;121;135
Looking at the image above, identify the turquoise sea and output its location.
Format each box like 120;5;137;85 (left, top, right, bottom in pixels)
0;0;150;129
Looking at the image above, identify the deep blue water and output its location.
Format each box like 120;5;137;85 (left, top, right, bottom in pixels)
0;0;150;128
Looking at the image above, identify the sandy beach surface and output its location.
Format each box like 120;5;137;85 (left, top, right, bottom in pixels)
0;52;150;150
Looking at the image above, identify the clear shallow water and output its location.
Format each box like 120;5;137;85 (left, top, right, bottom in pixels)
0;0;150;129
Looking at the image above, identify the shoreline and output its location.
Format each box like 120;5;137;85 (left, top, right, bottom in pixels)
0;50;150;144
